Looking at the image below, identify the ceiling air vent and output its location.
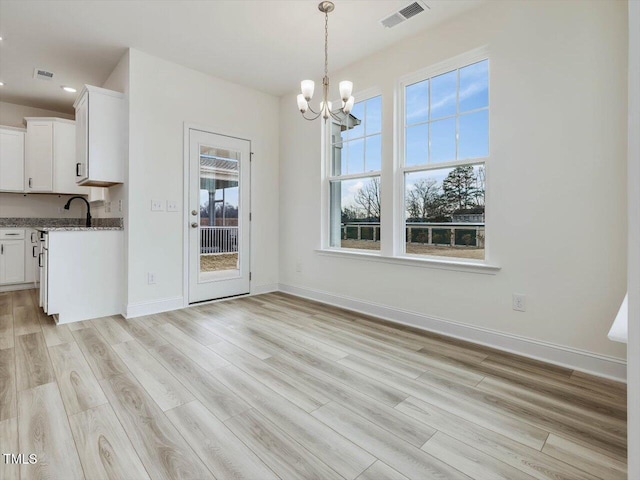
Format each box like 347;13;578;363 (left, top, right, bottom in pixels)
33;68;54;81
380;1;429;29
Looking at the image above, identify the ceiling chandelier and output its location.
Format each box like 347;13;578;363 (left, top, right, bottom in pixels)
297;1;355;122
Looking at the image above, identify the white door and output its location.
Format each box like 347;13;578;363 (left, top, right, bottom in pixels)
0;128;25;192
188;129;250;303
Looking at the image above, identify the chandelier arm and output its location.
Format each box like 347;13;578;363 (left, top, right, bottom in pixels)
329;110;345;123
301;110;322;121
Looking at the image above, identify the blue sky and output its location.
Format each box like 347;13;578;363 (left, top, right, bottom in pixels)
337;61;488;213
405;59;489;166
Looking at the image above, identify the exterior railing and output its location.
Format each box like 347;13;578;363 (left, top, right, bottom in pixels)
342;222;485;248
200;226;238;254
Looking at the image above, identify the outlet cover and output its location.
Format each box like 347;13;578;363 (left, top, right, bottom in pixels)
167;200;179;212
512;293;526;312
148;272;157;285
151;199;164;211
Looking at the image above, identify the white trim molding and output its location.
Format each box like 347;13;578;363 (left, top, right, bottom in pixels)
125;296;184;319
251;283;279;295
279;283;627;382
0;283;38;293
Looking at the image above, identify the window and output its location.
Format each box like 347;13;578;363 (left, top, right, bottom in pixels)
328;95;382;251
402;59;488;260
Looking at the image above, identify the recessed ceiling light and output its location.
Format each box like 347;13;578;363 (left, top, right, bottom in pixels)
61;86;77;93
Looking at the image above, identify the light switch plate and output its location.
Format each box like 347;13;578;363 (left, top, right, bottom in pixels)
167;200;178;212
151;199;164;211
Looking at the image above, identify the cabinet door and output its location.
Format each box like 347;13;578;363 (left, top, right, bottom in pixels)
25;121;54;192
75;93;89;183
25;230;38;283
0;240;26;284
0;128;25;192
53;121;87;194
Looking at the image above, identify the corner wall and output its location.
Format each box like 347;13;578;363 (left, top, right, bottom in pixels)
278;1;628;374
126;49;280;311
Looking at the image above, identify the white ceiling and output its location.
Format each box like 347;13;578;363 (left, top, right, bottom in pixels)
0;0;483;114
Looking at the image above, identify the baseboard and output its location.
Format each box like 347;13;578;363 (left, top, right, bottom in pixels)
278;283;627;382
125;296;184;318
251;283;279;295
0;283;37;293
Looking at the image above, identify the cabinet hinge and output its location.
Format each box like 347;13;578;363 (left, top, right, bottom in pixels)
249;272;252;281
249;212;252;221
250;152;254;161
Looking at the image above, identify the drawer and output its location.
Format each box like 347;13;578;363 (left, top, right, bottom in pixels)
0;229;26;240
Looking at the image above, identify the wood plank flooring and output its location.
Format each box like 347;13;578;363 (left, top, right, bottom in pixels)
0;289;627;479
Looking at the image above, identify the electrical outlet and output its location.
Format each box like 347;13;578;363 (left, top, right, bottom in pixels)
151;199;164;211
105;201;111;213
148;272;157;285
118;199;123;212
167;200;178;212
295;262;302;273
512;293;526;312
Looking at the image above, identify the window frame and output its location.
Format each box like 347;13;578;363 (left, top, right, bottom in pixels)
395;47;492;265
322;87;384;253
318;48;499;274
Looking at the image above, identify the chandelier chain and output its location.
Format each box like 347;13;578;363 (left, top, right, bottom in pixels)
324;10;329;79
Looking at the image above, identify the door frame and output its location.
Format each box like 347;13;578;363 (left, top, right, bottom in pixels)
182;122;252;307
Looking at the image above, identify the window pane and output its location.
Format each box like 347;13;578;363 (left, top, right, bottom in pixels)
458;110;489;159
405;165;484;260
331;139;345;176
365;134;381;172
406;80;429;125
430;70;457;119
347;138;365;174
459;60;488;112
365;96;382;135
330;177;381;250
345;101;365;140
405;123;429;167
429;117;456;163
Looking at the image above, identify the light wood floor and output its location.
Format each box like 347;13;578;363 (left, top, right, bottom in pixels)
0;289;627;480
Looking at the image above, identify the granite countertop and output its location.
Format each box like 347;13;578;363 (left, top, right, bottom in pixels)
38;226;124;232
0;217;124;230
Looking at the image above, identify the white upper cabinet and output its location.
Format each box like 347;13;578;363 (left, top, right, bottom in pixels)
24;118;89;195
25;119;54;191
74;85;126;187
0;127;25;192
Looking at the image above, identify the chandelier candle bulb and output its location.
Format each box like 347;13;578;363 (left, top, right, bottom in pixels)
297;94;309;113
301;80;315;101
339;81;353;102
343;96;355;114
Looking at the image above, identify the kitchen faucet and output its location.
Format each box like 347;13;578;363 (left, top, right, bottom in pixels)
63;196;92;227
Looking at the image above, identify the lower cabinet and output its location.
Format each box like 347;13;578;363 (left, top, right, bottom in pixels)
43;230;123;323
0;230;26;285
0;229;41;288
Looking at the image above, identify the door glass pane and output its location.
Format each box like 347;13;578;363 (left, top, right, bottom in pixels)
199;145;240;277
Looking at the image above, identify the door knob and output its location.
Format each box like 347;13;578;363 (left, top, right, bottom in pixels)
191;222;198;228
191;210;198;216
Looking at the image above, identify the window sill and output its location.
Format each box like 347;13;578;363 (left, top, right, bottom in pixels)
315;248;501;275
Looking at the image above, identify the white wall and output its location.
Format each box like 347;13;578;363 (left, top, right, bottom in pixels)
0;102;81;218
0;101;74;128
93;51;130;221
627;0;639;475
278;1;628;363
126;49;279;309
